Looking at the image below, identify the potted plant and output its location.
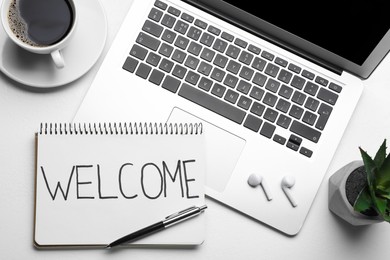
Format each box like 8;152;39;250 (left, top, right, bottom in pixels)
329;139;390;225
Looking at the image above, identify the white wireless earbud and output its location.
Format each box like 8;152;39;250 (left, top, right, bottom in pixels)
247;174;273;201
281;176;297;207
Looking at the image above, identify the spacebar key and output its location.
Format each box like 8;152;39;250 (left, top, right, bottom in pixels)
290;120;321;143
179;83;246;124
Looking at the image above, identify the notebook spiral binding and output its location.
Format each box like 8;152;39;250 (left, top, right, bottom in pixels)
39;122;203;135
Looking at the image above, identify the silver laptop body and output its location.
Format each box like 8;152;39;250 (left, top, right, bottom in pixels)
74;0;390;235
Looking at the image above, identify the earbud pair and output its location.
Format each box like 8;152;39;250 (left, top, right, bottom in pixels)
281;176;297;207
247;174;297;207
247;173;272;201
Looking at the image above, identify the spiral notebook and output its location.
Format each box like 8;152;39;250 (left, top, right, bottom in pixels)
34;122;206;248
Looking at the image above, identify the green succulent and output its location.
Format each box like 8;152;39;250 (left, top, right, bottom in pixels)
354;139;390;222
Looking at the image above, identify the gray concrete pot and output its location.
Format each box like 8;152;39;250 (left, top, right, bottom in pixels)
328;160;383;225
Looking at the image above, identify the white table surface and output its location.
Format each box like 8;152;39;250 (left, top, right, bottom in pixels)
1;0;390;259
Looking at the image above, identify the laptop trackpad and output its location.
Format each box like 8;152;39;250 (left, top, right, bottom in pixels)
167;108;246;192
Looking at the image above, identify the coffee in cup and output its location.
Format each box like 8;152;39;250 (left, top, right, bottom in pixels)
1;0;78;69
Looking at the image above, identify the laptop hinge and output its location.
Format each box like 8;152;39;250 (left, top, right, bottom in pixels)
182;0;343;76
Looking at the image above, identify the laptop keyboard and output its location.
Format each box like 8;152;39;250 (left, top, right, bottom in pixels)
122;0;342;158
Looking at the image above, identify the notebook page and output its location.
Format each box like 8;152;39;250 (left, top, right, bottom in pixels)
34;123;206;247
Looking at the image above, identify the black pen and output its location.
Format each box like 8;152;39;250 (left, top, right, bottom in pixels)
106;205;207;248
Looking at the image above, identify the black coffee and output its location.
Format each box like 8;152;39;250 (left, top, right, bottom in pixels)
7;0;73;47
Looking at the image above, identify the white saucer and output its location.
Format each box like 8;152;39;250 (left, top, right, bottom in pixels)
0;0;107;88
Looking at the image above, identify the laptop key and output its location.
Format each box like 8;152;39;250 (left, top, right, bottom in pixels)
162;75;180;93
224;89;240;104
161;29;177;43
142;20;164;37
159;58;174;73
174;35;189;49
178;83;246;124
273;134;286;145
317;88;338;105
302;111;317;126
276;114;292;129
278;69;293;84
136;32;160;51
214;54;228;68
237;80;252;94
135;63;152;79
181;13;194;23
213;39;228;53
304;82;319;96
263;108;278;122
226;60;241;74
146;52;161;67
172;64;187;79
148;8;163;22
275;57;288;67
161;14;176;28
187;26;202;41
249;86;265;101
149;69;165;85
168;6;181;17
263;92;278;107
122;56;139;73
278;84;293;99
239;51;254;65
208;25;221;36
289;104;304;119
288;63;302;74
315;76;329;86
198;77;213;91
154;0;167;10
200;32;215;47
197;61;212;76
185;71;200;85
221;31;234;42
237;96;252;110
329;82;342;93
174;20;189;34
290;120;321;143
200;48;216;62
211;67;226;82
239;66;254;81
260;122;276;138
265;78;280;93
264;63;279;77
250;102;265;117
300;147;313;158
261;51;274;61
315;103;332;130
184;55;200;70
194;19;207;29
304;97;320;112
211;83;226;98
172;49;186;63
252;72;267;87
248;44;261;55
244;114;262;132
130;44;148;60
291;75;306;90
226;45;241;59
252;57;267;71
158;42;173;57
234;38;248;48
188;41;203;56
301;69;315;80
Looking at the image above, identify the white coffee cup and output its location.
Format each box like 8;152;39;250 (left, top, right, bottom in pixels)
1;0;78;69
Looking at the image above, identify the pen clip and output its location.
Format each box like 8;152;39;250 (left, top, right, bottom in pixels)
165;206;197;220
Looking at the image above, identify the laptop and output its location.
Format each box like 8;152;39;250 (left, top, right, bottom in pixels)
74;0;390;235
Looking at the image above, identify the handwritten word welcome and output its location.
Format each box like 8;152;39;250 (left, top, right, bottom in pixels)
40;160;199;201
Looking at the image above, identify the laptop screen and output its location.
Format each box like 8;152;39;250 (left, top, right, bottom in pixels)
190;0;390;78
221;1;390;66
